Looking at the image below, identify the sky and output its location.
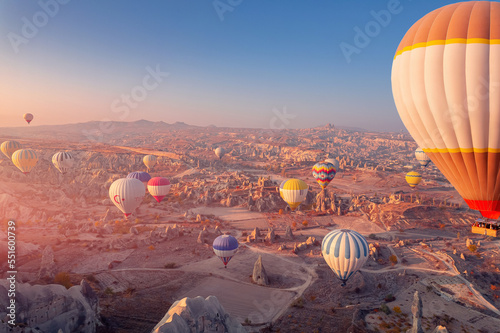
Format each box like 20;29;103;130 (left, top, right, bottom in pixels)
0;0;467;131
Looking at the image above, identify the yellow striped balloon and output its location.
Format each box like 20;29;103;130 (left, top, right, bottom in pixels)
143;155;157;171
279;178;308;211
405;171;422;188
12;149;38;174
1;141;21;159
392;1;500;218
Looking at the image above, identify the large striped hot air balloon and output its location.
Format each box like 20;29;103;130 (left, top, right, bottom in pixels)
143;155;157;171
321;229;369;286
392;1;500;219
127;171;151;188
147;177;171;202
12;149;38;174
312;161;336;189
52;152;74;174
1;141;21;159
109;178;145;217
406;171;422;188
23;113;33;124
415;148;431;167
214;147;225;160
212;234;239;268
279;178;308;211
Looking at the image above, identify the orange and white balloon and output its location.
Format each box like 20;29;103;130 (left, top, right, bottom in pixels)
12;149;38;174
392;1;500;219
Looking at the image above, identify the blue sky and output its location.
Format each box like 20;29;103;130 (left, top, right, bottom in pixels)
0;0;465;131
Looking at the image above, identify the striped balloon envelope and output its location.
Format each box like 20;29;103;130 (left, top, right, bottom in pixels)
52;152;75;174
147;177;171;203
213;234;239;268
279;178;308;211
127;171;151;188
392;1;500;219
312;161;336;189
23;113;33;124
406;171;422;188
1;141;21;159
143;155;157;171
414;148;431;167
109;178;145;218
12;149;38;174
321;229;369;286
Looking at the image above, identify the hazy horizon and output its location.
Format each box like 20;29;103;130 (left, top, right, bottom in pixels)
1;1;460;131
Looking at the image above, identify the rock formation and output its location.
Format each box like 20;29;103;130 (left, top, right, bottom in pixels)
285;226;294;240
406;291;423;333
252;255;269;286
151;296;245;333
37;246;56;280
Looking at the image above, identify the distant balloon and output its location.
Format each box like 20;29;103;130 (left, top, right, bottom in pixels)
214;147;225;160
12;149;38;174
406;171;422;188
52;152;74;174
23;113;33;124
143;155;157;171
414;148;431;167
312;161;336;189
325;158;340;172
1;141;21;159
109;178;145;217
213;234;239;268
147;177;171;202
279;178;308;211
127;171;151;187
321;229;369;286
392;1;500;218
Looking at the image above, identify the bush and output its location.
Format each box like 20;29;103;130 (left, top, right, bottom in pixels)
384;294;395;302
368;234;377;240
54;272;72;289
467;244;477;252
380;303;391;315
393;306;402;314
278;209;283;215
164;263;177;269
291;297;304;308
389;255;398;265
302;220;309;227
85;274;97;283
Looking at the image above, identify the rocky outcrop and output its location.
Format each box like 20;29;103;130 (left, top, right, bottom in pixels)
252;255;269;286
0;280;99;332
285;226;294;240
406;291;423;333
38;246;56;280
151;296;245;333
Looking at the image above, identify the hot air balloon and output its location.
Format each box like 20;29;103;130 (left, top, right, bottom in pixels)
1;141;21;159
214;147;225;160
321;229;369;286
312;161;336;189
109;178;145;217
127;171;151;188
23;113;33;124
405;171;422;188
212;234;239;268
11;149;38;174
279;178;308;211
415;148;431;167
143;155;157;171
392;1;500;219
325;158;340;172
147;177;171;202
52;152;74;174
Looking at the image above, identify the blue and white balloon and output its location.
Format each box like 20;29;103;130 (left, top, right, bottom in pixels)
321;229;369;286
213;235;239;268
